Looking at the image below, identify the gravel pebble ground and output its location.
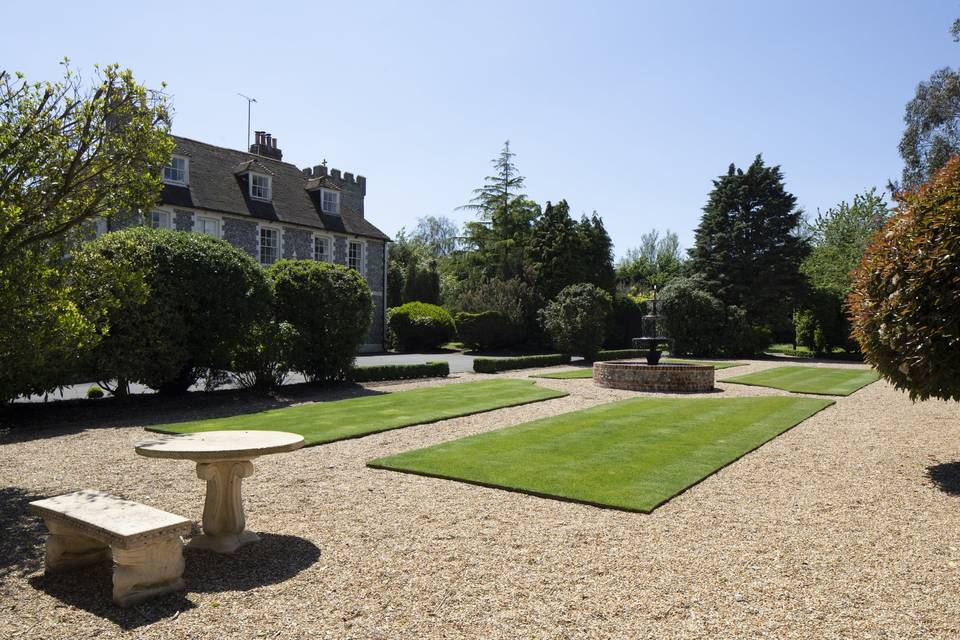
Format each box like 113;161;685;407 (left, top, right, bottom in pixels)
1;359;959;639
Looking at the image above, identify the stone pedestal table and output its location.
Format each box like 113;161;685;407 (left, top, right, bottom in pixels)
135;430;304;553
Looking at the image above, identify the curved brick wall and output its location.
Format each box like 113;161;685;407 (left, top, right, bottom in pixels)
593;361;714;393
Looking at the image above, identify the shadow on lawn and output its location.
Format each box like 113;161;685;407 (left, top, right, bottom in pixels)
27;533;320;629
927;462;960;495
0;382;388;445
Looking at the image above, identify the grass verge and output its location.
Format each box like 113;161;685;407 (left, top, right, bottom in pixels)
369;395;833;512
723;366;879;396
149;379;567;446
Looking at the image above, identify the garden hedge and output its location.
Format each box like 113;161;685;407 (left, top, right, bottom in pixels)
455;310;523;351
350;361;450;382
473;353;570;373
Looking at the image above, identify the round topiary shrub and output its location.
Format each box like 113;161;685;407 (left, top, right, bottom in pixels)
388;302;456;351
659;277;726;356
539;283;612;360
86;385;105;399
455;311;522;351
268;259;373;383
849;157;960;401
72;227;271;394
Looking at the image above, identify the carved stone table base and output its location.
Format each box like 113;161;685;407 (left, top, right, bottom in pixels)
189;459;259;554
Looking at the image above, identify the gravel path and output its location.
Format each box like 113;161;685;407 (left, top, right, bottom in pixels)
1;359;958;639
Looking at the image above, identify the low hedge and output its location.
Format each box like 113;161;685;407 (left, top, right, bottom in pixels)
594;348;646;361
473;354;570;373
350;361;450;382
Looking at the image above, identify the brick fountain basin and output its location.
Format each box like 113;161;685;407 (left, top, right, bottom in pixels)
593;360;714;393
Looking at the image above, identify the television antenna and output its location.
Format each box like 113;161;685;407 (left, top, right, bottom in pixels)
238;93;257;149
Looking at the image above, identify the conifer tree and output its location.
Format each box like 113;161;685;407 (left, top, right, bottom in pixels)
688;155;808;330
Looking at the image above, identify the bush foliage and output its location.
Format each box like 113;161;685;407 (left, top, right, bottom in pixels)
269;259;372;383
539;283;613;360
849;157;960;401
455;311;523;351
473;353;570;373
72;227;271;394
605;293;646;349
388;302;456;351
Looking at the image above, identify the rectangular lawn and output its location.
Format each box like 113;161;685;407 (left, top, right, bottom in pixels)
533;359;741;380
150;379;566;446
724;366;879;396
368;395;833;512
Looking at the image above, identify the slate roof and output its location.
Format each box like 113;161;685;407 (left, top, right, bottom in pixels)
161;136;390;241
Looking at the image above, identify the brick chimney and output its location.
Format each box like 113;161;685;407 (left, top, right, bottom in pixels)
249;130;283;161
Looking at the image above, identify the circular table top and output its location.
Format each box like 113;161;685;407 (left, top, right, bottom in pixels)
135;430;304;461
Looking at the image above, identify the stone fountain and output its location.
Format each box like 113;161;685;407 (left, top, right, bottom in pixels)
593;287;715;393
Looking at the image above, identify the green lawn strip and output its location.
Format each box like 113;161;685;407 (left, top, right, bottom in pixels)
532;359;742;379
368;396;833;513
723;366;879;396
149;379;567;446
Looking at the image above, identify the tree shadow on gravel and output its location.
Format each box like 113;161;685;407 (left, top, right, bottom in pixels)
0;382;387;445
0;486;48;579
27;533;319;629
927;462;960;495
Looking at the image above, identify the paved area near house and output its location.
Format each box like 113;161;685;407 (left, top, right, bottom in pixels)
2;359;958;638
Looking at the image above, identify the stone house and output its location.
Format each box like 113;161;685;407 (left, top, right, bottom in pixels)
102;131;391;352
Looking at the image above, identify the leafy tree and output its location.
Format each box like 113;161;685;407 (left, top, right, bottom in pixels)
849;157;960;401
688;155;808;331
802;188;891;296
403;258;440;304
539;283;612;360
412;215;460;257
0;62;172;401
527;200;615;301
897;67;960;191
616;229;683;293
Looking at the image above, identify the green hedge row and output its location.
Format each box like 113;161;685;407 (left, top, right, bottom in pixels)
594;348;647;361
473;354;570;373
350;361;450;382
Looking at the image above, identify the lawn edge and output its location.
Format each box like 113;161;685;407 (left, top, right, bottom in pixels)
723;375;879;397
145;383;569;447
367;396;836;513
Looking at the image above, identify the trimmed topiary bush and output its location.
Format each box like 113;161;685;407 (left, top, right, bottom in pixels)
455;311;523;351
539;283;613;360
473;353;570;373
658;277;726;356
849;157;960;401
86;385;105;399
388;302;456;351
269;259;372;383
72;227;271;394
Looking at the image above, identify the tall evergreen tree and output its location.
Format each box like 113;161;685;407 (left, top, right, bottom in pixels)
460;141;539;280
527;201;615;301
688;155;808;330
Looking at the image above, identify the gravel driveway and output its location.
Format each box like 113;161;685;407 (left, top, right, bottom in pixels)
1;359;958;639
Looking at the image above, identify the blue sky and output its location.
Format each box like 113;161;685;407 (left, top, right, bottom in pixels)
2;1;956;258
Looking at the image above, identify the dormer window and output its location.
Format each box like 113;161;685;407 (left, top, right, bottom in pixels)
321;189;339;214
250;173;272;200
163;156;188;185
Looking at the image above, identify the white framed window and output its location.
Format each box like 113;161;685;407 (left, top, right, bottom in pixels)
259;226;279;265
321;189;339;214
348;240;365;274
197;216;220;238
313;236;330;262
150;210;172;229
163;156;188;185
250;173;272;200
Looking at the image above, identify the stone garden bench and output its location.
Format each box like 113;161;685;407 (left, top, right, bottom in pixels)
29;489;192;607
